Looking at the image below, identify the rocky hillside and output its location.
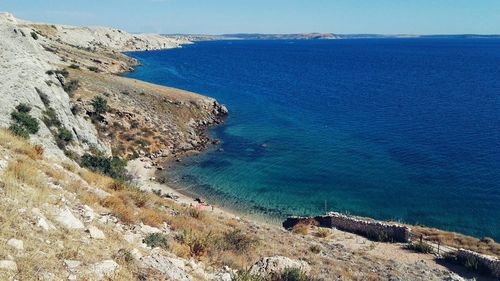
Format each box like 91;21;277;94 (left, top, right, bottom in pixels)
0;12;224;161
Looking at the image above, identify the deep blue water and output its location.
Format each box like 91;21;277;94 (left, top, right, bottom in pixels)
125;39;500;240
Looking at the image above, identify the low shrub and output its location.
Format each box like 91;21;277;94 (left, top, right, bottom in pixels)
70;104;81;115
10;105;40;137
15;103;32;113
54;69;69;78
316;228;331;238
88;66;100;73
481;237;495;244
405;242;433;254
80;154;127;179
56;128;73;148
42;108;61;128
222;229;259;254
232;271;263;281
309;244;321;254
63;79;80;97
187;207;204;220
278;268;309;281
30;31;38;40
69;64;80;69
176;229;213;257
292;223;309;236
143;233;169;249
115;249;134;263
92;96;108;115
9;123;29;139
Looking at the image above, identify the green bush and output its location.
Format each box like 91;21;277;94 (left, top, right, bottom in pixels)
69;64;80;69
176;229;214;257
143;233;169;249
30;31;38;40
15;103;32;113
92;96;108;115
232;271;263;281
11;111;39;134
80;154;127;179
405;242;433;254
116;249;134;263
58;128;73;143
277;268;309;281
42;108;61;128
9;123;29;139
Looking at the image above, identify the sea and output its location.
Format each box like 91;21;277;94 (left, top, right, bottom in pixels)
124;38;500;240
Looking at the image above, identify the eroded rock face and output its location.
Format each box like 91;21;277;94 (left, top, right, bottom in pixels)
0;13;109;158
250;256;311;278
139;250;193;281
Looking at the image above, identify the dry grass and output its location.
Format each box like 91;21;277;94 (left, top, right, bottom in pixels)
139;208;166;228
292;223;309;236
78;168;114;190
315;228;332;238
413;226;500;257
101;195;136;224
0;128;43;160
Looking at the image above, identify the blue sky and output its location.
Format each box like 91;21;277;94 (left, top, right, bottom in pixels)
2;0;499;34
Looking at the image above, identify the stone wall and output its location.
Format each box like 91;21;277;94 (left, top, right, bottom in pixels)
283;212;411;243
457;249;500;278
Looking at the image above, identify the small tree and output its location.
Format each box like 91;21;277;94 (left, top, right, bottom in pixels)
92;96;108;115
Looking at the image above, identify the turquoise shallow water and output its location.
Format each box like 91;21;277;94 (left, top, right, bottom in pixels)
125;39;500;240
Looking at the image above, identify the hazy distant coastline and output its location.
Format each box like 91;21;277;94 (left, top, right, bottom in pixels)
164;33;500;41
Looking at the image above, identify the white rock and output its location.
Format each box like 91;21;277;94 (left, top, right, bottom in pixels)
91;260;119;280
55;207;84;229
64;260;81;270
0;260;17;271
36;216;55;231
139;250;192;281
68;274;77;281
213;272;232;281
7;238;23;251
81;205;95;221
131;248;143;260
123;232;139;244
88;226;105;239
0;160;7;173
140;223;161;234
250;256;311;277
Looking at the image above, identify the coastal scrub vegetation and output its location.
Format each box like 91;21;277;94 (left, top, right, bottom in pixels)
9;103;40;138
92;95;108;115
143;233;169;249
231;268;313;281
405;242;433;254
63;79;80;97
413;226;500;257
80;153;127;180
